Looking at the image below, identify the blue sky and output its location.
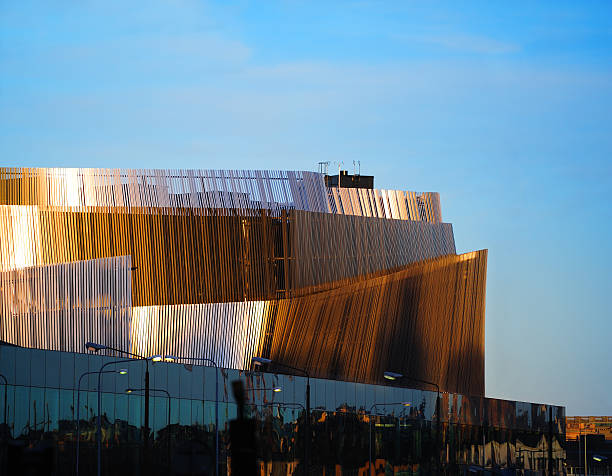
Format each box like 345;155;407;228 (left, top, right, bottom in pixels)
1;0;611;414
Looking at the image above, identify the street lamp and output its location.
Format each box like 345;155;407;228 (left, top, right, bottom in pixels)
125;387;171;428
162;354;219;476
250;386;283;393
150;355;176;363
384;371;441;471
593;455;609;476
0;373;7;431
126;387;172;471
0;374;7;476
75;368;128;476
85;342;152;476
85;342;107;352
251;356;311;475
93;358;145;476
368;402;411;476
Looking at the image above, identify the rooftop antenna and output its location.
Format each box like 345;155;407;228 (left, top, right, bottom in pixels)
317;161;330;175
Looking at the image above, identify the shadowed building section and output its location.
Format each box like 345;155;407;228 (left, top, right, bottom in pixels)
259;250;487;396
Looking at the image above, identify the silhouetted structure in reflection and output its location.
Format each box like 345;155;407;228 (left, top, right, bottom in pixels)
0;343;566;475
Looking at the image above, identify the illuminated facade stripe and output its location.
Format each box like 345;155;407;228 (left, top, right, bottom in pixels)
0;205;42;272
327;187;442;223
131;301;270;370
0;168;328;214
0;256;133;353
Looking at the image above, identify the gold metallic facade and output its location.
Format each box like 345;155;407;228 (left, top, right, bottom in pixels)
0;167;487;396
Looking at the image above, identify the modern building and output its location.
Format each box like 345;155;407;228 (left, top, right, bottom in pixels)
0;167;565;475
565;417;612;475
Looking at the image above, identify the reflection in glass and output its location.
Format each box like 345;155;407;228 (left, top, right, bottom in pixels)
0;344;566;475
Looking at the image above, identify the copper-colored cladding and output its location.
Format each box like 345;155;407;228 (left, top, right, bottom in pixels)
261;250;487;396
2;206;276;303
328;187;443;223
0;207;455;305
0;168;488;396
289;210;455;290
34;208;280;305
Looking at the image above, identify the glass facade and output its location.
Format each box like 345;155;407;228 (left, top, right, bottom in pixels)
0;344;565;475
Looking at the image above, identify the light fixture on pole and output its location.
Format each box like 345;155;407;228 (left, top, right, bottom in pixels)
150;355;176;363
384;371;441;472
250;386;282;393
93;358;140;476
251;356;272;365
126;387;172;471
85;341;151;476
251;356;310;475
75;368;128;476
164;354;219;476
367;402;411;476
0;373;7;430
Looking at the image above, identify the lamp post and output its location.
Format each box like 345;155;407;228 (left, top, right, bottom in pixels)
75;368;127;476
259;401;306;466
384;371;440;472
93;358;143;476
584;426;588;476
593;455;609;476
368;402;411;476
249;386;283;394
0;373;7;430
126;387;172;472
164;355;219;476
0;374;6;476
85;341;152;475
252;356;310;475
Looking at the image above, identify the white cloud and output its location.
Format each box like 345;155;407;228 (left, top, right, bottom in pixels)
399;33;520;55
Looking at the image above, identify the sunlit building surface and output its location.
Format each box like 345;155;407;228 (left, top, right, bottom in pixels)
0;168;565;474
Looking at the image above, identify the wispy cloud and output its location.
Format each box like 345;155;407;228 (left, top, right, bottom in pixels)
398;33;520;55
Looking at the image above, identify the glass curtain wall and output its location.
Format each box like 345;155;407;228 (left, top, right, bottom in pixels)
0;344;565;475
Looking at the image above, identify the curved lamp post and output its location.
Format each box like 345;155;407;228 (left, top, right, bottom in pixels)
94;358;143;476
0;373;6;476
384;371;440;471
250;386;282;393
246;387;283;416
0;373;7;430
85;342;153;476
163;354;219;476
368;402;411;476
252;356;310;475
75;368;127;476
126;387;172;471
